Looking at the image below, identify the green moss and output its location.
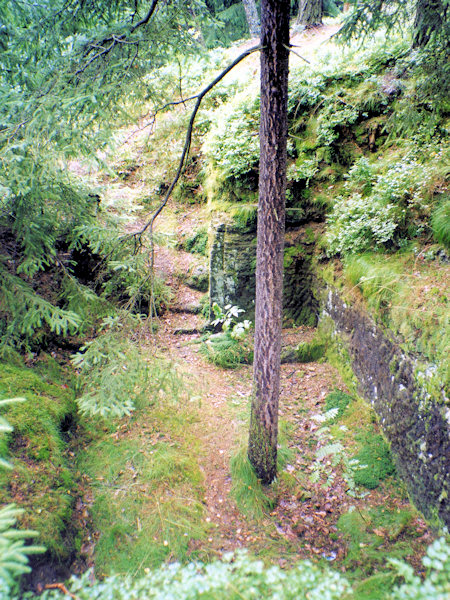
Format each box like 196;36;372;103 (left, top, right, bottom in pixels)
184;228;209;256
325;389;353;420
353;431;396;489
79;405;207;576
338;506;415;576
0;358;76;557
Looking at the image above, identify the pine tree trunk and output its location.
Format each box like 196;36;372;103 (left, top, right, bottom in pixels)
242;0;261;37
248;0;290;484
413;0;447;47
296;0;323;28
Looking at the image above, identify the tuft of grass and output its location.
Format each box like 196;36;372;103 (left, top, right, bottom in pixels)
352;431;396;489
230;423;293;520
200;332;253;369
431;198;450;249
295;338;326;363
0;357;76;557
230;446;274;519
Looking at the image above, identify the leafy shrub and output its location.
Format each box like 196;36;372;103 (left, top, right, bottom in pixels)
20;549;352;600
390;537;450;600
203;91;260;181
326;155;441;255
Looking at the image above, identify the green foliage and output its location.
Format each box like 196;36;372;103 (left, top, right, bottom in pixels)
295;338;326;363
184;228;209;256
324;389;353;420
0;504;45;594
230;447;275;519
0;398;45;593
72;314;182;418
79;432;205;576
352;431;396;489
337;506;416;576
17;549;352;600
200;332;253;368
0;360;76;557
0;266;82;350
309;409;365;497
431;198;450;249
78;375;206;577
342;250;449;404
326;154;445;255
15;538;450;600
202;1;249;48
204;90;260;181
201;304;253;368
339;0;449;52
0;0;211;345
390;536;450;600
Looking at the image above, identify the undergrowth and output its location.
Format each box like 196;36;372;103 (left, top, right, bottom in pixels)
78;370;207;576
14;538;450;600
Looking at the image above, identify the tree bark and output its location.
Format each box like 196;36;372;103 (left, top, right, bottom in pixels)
242;0;261;37
296;0;323;28
248;0;290;484
412;0;447;47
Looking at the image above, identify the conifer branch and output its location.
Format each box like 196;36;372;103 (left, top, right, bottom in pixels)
75;0;160;78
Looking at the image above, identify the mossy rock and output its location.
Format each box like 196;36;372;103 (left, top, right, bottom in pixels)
0;358;76;557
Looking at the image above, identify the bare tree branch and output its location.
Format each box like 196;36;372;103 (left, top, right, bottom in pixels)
123;44;262;321
130;44;262;243
130;0;159;33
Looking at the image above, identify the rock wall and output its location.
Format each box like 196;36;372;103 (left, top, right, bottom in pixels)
209;223;318;324
324;289;450;528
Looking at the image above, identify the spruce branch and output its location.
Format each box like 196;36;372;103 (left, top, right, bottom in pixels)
74;0;160;78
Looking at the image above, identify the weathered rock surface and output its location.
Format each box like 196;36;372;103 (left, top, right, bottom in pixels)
324;289;449;528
